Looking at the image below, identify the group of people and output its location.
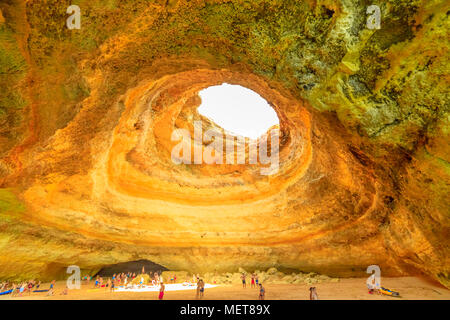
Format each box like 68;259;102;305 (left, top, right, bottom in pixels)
240;272;260;288
88;269;168;299
1;268;322;300
196;278;205;299
92;273;129;292
0;279;62;297
238;272;319;300
90;270;166;292
0;280;41;297
239;273;265;300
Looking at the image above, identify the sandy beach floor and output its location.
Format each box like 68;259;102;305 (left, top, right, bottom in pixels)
1;276;449;300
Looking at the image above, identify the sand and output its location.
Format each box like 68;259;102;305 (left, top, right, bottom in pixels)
1;277;448;300
115;283;218;292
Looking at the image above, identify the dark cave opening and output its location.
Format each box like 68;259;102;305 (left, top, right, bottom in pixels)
95;260;168;277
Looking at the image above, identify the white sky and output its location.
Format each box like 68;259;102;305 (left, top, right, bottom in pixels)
197;83;279;139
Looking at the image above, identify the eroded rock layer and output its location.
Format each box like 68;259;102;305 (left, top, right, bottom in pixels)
0;0;448;286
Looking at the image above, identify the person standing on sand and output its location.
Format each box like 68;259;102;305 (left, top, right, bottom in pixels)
27;281;33;295
199;279;205;299
17;282;25;297
309;287;319;300
47;280;55;296
259;283;265;300
251;273;256;288
241;273;246;288
159;281;165;300
196;278;201;299
11;283;17;297
366;274;380;294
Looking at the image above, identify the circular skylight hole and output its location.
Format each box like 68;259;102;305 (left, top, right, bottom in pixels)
197;83;279;140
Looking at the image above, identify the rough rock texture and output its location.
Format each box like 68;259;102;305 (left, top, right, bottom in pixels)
135;268;340;285
0;1;448;286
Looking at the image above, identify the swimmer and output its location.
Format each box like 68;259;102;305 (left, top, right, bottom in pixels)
158;281;165;300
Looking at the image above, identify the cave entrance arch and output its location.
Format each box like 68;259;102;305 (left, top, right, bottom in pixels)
95;259;168;277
